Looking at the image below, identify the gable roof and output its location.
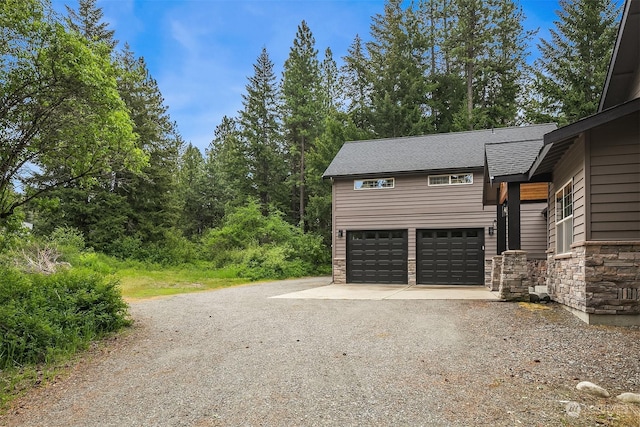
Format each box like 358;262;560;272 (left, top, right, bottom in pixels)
323;124;557;179
485;126;556;183
599;0;640;111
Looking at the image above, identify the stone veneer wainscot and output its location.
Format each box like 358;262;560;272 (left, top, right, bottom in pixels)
547;241;640;322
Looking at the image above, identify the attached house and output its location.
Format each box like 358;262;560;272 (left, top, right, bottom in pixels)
484;0;639;325
322;124;556;287
530;0;639;325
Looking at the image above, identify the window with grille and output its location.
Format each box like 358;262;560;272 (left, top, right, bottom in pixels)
556;181;573;254
428;173;473;186
354;178;394;190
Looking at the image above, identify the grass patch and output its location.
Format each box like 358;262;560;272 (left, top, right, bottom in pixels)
115;265;249;300
518;302;552;311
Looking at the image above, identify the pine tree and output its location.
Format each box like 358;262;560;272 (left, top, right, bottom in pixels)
65;0;117;50
114;44;183;244
239;47;287;215
447;0;493;130
341;34;373;134
366;0;432;137
417;0;465;133
320;47;343;114
177;143;209;237
281;20;323;228
306;113;370;244
466;0;532;128
527;0;619;125
207;115;251;210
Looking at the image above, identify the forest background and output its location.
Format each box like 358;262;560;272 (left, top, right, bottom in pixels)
1;0;621;270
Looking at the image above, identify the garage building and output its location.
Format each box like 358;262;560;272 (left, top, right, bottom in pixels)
323;125;555;286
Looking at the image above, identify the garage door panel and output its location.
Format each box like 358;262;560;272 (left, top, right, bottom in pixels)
417;228;484;285
347;230;408;284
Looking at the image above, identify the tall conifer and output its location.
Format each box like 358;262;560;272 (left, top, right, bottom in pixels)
527;0;619;125
281;20;322;228
239;47;287;215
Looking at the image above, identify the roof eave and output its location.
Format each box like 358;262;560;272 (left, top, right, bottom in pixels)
530;98;640;178
598;0;631;111
544;98;640;146
323;165;484;180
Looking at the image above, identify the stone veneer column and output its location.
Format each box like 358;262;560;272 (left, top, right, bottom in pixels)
408;259;416;286
489;256;503;291
499;250;530;301
333;258;346;284
484;259;493;288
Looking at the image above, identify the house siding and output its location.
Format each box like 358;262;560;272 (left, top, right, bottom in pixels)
548;136;586;254
332;171;497;282
521;202;548;259
589;113;640;240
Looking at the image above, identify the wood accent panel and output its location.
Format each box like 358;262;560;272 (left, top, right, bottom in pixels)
499;182;548;204
521;183;548;201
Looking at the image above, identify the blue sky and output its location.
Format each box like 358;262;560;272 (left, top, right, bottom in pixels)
52;0;563;153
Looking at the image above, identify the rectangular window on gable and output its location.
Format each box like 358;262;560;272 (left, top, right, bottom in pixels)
428;173;473;186
354;178;394;190
555;181;573;254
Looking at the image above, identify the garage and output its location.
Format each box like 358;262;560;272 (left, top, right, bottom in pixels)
417;229;484;285
347;230;408;284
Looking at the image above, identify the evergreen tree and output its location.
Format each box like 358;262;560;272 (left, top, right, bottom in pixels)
281;20;323;228
366;0;432;137
30;0;135;244
447;0;492;130
420;0;531;131
527;0;619;125
239;47;287;215
306;113;370;244
341;34;373;134
177;144;209;237
65;0;117;50
479;0;532;127
417;0;465;133
207;116;251;211
320;47;343;114
114;44;183;244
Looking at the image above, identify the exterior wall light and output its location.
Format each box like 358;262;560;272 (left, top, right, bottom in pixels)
337;229;344;238
488;219;497;236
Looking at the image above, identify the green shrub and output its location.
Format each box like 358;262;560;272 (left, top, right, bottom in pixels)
0;268;130;369
48;226;85;262
200;202;330;279
107;235;144;260
73;251;118;275
199;202;331;280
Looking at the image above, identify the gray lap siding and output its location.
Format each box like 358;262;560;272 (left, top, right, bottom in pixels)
332;171;497;263
589;114;640;240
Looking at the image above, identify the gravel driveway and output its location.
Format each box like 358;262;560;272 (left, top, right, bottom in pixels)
3;278;640;426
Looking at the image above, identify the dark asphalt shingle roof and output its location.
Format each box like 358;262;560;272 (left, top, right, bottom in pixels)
485;126;555;180
322;124;558;178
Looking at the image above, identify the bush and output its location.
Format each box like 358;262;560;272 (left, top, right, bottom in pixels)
202;202;331;279
0;268;130;369
48;226;85;261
